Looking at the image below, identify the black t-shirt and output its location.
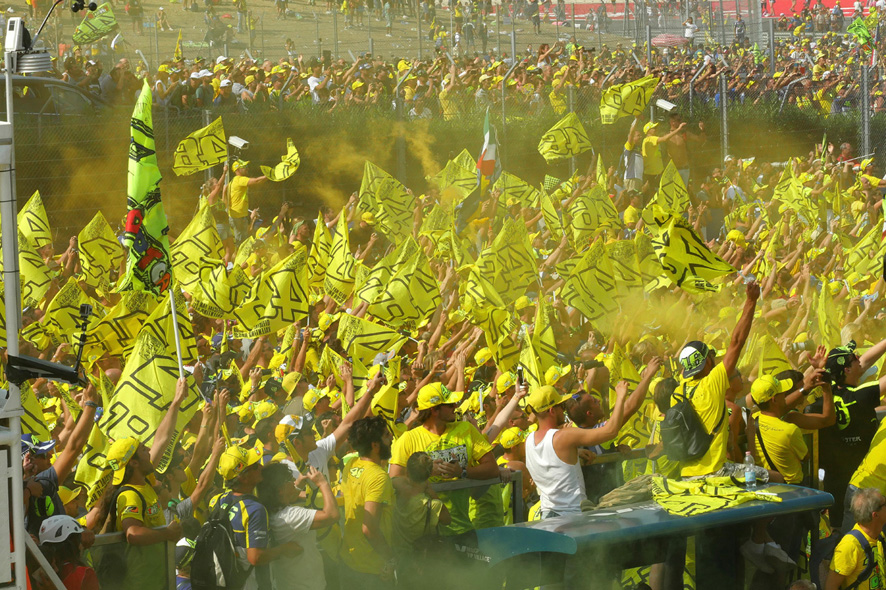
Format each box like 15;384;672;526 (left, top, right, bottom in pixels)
26;466;65;536
811;381;881;475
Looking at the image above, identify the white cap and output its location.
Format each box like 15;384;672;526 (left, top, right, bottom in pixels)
216;56;228;64
199;69;212;77
220;79;232;87
190;71;201;79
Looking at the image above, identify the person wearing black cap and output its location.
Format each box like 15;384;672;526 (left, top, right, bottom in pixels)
809;338;886;529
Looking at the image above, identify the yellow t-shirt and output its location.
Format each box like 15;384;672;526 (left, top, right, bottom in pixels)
831;525;886;590
549;88;567;115
439;87;457;121
642;135;663;176
341;457;394;575
851;417;886;491
115;484;166;531
679;363;729;478
228;175;250;219
752;413;807;484
390;421;494;535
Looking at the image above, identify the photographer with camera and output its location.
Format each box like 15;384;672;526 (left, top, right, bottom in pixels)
808;338;886;529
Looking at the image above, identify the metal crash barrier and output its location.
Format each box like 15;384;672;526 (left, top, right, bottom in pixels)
431;469;525;524
89;528;177;590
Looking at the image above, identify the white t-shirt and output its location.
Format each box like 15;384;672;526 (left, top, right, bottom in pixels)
283;433;337;481
307;75;325;103
684;22;698;38
270;506;324;590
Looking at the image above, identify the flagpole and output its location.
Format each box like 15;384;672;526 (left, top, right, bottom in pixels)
168;283;186;379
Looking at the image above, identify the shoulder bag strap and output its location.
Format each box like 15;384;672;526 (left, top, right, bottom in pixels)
845;529;877;590
754;417;778;472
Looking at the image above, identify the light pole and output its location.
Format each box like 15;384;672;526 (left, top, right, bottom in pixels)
2;5;92;589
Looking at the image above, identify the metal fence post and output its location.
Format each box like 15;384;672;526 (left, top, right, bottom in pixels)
768;18;775;75
862;65;871;157
501;62;517;168
496;8;501;56
720;72;728;162
203;109;213;186
333;7;339;57
646;24;652;63
418;8;423;59
568;85;575;176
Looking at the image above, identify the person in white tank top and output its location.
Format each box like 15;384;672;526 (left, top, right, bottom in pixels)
524;384;630;518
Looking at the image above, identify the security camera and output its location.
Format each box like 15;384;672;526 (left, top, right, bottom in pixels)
5;18;31;52
655;98;677;112
228;136;249;151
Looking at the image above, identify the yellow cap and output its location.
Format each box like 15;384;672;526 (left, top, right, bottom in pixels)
303;387;328;412
106;437;140;485
318;312;337;331
351;80;365;90
58;486;82;506
232;159;250;172
496;371;517;392
282;371;302;395
643;121;660;134
750;374;794;405
498;427;528;449
545;364;572;386
218;445;262;481
526;385;571;414
361;212;376;226
417;382;464;410
515;295;533;311
274;414;298;442
474;347;493;366
251;400;278;429
726;229;746;247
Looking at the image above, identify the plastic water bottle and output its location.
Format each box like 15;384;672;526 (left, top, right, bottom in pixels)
744;451;757;489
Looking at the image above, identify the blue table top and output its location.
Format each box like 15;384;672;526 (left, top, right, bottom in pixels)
473;484;833;566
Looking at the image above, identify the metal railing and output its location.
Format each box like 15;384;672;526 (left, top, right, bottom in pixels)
432;469;525;524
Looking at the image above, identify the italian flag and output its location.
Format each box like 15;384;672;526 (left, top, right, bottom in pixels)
477;109;498;179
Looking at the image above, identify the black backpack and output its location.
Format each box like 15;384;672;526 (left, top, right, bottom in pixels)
660;384;725;463
190;494;254;590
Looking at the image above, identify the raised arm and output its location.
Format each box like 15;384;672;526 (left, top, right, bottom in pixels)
53;382;100;482
150;378;190;467
722;282;760;377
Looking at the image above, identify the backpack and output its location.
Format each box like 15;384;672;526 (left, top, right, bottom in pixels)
811;528;885;590
660;384;725;463
190;494;254;590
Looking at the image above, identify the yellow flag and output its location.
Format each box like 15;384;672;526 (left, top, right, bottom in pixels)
72;425;112;509
18;190;52;250
758;334;793;378
188;259;253;319
561;241;619;329
232;249;309;338
533;297;558;373
427;150;477;202
642;205;734;293
371;384;400;429
540;191;564;241
358;162;417;244
0;283;6;347
261;138;301;182
596;154;608;188
171;202;224;289
356;237;441;329
324;212;356;305
817;282;841;350
72;2;118;44
97;329;202;473
84;291;158;362
568;186;619;246
474;218;538;306
307;213;331;288
20;382;50;441
234;235;258;269
607;239;644;296
337;314;406;366
519;333;545;389
172;117;227;176
21;277;105;350
142;288;199;365
600;75;658;125
78;212;125;294
656;161;691;214
7;230;54;309
494;171;540;209
537;112;592;162
173;29;183;61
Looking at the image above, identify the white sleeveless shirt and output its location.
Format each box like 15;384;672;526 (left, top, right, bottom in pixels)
525;428;586;516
